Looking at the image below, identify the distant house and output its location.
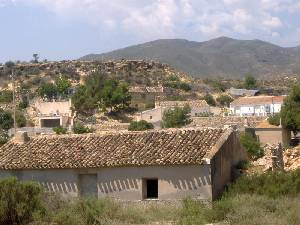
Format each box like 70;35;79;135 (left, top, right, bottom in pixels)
32;99;74;129
227;88;259;97
230;96;286;117
129;85;165;110
0;128;246;201
136;100;210;128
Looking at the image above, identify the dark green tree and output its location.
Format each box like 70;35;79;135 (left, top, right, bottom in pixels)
38;83;57;99
16;112;27;128
244;74;257;90
162;105;192;128
216;94;233;107
281;84;300;135
204;94;216;106
128;120;154;131
240;132;264;160
0;109;14;130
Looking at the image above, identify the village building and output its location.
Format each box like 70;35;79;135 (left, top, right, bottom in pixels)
31;99;74;129
136;100;210;128
230;96;285;117
0;128;246;201
129;85;165;110
227;87;259;97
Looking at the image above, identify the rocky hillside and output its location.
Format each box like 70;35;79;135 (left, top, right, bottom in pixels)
0;60;191;91
81;37;300;79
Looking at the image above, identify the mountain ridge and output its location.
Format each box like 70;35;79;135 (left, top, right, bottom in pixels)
80;37;300;79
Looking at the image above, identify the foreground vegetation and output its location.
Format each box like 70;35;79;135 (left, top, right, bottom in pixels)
1;170;300;225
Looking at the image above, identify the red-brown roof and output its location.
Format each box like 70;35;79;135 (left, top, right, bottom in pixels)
231;96;286;106
0;128;228;170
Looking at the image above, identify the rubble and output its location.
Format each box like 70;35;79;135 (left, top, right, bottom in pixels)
284;146;300;171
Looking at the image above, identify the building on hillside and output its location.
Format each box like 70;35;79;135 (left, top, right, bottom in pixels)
136;100;210;128
227;88;259;97
0;128;246;201
230;96;285;117
245;121;291;146
32;99;74;129
129;85;165;110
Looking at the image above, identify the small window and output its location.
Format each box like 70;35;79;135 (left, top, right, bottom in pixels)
150;116;153;120
143;179;158;199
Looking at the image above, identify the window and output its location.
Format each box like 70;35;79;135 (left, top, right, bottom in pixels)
143;179;158;199
150;116;153;120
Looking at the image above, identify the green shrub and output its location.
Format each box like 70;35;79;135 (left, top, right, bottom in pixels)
128;120;154;131
216;94;233;107
53;126;67;135
16;112;27;128
239;132;264;160
162;105;192;128
0;130;8;146
268;113;281;126
0;109;14;130
0;90;13;103
73;123;93;134
0;177;44;225
204;94;216;106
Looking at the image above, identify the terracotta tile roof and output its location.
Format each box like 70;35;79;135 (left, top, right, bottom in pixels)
231;96;286;106
0;128;228;170
129;86;164;93
157;100;209;108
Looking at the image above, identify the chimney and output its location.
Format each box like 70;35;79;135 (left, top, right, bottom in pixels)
14;132;30;144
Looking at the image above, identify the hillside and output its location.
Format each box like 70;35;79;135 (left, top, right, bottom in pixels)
81;37;300;79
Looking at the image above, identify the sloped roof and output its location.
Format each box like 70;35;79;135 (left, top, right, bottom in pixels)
0;128;228;170
231;96;286;106
157;100;209;108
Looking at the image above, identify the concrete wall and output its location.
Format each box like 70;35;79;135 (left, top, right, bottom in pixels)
210;132;247;200
0;165;212;201
247;128;291;146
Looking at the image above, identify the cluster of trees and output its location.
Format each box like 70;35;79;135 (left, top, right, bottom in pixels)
244;74;257;90
162;105;192;128
164;75;191;91
38;76;71;100
72;72;131;115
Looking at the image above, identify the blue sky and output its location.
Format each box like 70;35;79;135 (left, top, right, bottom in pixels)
0;0;300;63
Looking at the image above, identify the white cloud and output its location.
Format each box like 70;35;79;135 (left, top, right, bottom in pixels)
6;0;300;46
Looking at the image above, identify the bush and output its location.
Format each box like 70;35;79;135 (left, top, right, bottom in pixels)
16;112;27;128
268;113;281;126
162;105;192;128
0;130;8;146
239;132;264;160
0;177;44;225
0;90;13;103
0;109;14;130
128;120;154;131
216;94;233;107
53;126;67;135
204;94;216;106
73;123;93;134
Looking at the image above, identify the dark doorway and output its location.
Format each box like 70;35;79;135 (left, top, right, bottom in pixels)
79;174;97;197
146;179;158;199
41;119;60;128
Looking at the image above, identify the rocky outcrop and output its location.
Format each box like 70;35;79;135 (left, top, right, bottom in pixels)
284;146;300;171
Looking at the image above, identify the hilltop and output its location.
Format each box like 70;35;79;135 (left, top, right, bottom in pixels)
81;37;300;79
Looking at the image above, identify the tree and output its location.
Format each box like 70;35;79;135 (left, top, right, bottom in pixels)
204;94;216;106
240;132;264;160
281;84;300;135
268;113;280;126
16;112;27;128
244;74;257;90
32;53;39;63
0;109;14;130
128;120;154;131
216;94;233;107
162;105;192;128
55;76;71;97
38;83;57;100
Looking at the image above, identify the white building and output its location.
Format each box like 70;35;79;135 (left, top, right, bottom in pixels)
230;96;286;117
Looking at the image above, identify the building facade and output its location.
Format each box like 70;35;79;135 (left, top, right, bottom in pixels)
230;96;285;117
136;100;210;128
0;128;246;201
